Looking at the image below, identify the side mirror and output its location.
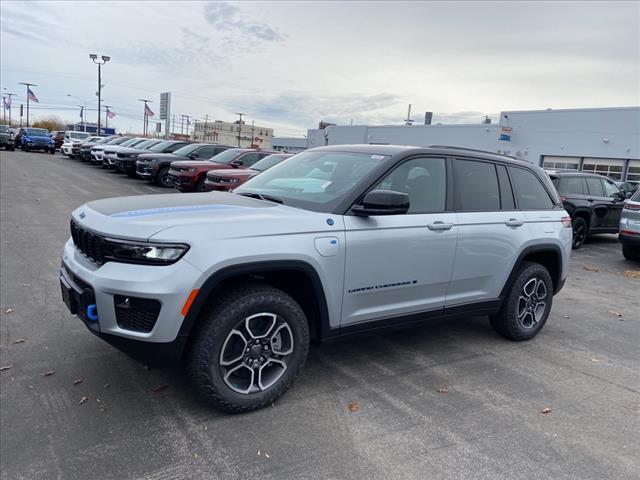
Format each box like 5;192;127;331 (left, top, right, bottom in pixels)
187;153;197;159
230;160;243;167
352;190;410;216
624;191;633;199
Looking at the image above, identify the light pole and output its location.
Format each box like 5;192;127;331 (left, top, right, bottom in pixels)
236;112;244;146
138;99;152;135
89;54;110;134
18;82;37;127
67;94;87;132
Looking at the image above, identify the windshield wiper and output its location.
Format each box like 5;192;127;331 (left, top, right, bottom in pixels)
238;192;283;204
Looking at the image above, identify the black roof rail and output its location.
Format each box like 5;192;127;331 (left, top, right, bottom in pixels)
428;145;519;160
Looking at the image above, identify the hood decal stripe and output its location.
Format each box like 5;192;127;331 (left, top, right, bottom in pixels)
111;204;247;218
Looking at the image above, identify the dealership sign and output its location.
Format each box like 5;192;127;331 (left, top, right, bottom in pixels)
499;126;512;141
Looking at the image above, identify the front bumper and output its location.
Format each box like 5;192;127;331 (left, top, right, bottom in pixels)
168;170;198;191
136;162;157;179
26;142;52;151
115;158;137;173
60;239;203;365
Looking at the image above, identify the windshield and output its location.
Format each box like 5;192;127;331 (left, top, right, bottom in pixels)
209;149;246;164
235;151;388;212
25;128;48;136
69;132;89;139
147;141;175;152
96;137;115;144
136;140;162;149
110;137;130;145
252;154;290;172
120;138;144;147
0;126;9;133
172;143;208;156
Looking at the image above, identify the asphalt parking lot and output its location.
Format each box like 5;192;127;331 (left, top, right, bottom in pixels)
1;149;639;480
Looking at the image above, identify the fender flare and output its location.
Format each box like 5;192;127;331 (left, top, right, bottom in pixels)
499;243;564;300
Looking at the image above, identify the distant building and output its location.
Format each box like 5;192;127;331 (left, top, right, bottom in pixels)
192;120;274;149
307;107;640;183
271;137;307;153
66;122;116;135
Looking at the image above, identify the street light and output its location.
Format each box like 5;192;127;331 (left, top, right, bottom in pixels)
89;53;110;134
67;94;87;132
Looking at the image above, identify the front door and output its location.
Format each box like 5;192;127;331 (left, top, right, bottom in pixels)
585;176;614;230
341;156;457;326
602;177;625;228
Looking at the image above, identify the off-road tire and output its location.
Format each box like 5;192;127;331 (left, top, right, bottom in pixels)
187;283;310;413
572;217;587;249
490;261;553;341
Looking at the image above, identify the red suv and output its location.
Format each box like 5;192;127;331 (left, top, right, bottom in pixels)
202;153;291;191
168;148;278;192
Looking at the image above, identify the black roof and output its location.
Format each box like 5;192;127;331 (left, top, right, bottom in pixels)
311;144;531;166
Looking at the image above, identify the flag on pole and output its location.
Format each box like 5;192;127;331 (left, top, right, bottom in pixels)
79;106;84;119
106;108;115;119
144;104;155;118
3;96;10;110
27;88;39;103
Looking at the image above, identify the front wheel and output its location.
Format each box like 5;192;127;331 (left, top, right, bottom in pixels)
155;166;173;187
622;244;639;261
187;284;310;413
49;147;55;155
571;217;587;249
490;261;553;341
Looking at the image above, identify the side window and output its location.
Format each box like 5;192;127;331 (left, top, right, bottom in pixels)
195;146;216;159
585;177;605;197
240;152;261;166
496;165;515;210
509;167;555;210
374;157;446;213
558;177;586;195
602;179;620;197
454;159;500;211
166;143;186;153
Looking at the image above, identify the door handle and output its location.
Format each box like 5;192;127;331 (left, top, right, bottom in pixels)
587;198;594;202
427;221;453;231
505;218;524;227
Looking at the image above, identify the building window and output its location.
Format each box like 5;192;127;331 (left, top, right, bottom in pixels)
627;160;640;184
542;156;579;170
582;157;625;180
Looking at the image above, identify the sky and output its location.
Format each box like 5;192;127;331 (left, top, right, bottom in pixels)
1;1;639;137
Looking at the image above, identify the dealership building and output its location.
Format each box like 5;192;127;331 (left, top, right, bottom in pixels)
306;107;640;183
192;120;274;149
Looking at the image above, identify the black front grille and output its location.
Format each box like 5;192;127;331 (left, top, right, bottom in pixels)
114;295;161;333
70;220;109;265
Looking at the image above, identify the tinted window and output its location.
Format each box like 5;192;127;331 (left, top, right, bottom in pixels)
585;177;605;197
631;189;640;201
557;176;586;195
194;146;219;159
454;159;500;211
374;157;446;213
240;152;261;166
509;167;555;210
496;165;515;210
166;142;188;153
602;179;620;197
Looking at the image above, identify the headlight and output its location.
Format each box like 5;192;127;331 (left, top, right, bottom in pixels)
217;177;240;184
187;168;198;172
104;238;189;265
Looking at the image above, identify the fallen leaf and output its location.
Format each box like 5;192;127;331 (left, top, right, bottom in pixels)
348;401;360;413
591;358;601;362
103;383;110;389
623;270;640;279
78;396;88;405
257;449;261;456
151;384;169;393
563;315;570;319
5;308;13;314
13;339;25;344
73;378;83;385
608;310;623;318
436;388;449;394
96;397;101;403
21;284;30;288
0;365;14;372
35;198;40;202
264;452;270;458
99;406;107;412
44;370;56;377
540;407;552;414
583;265;599;272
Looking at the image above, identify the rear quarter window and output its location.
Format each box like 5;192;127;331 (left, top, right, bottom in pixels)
509;167;556;210
453;159;500;211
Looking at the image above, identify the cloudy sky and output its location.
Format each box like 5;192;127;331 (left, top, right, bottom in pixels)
1;1;638;136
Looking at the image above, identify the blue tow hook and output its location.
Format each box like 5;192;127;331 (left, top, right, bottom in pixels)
86;304;98;322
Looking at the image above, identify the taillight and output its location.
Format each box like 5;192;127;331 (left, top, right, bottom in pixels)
620;229;638;236
561;216;572;227
623;203;640;210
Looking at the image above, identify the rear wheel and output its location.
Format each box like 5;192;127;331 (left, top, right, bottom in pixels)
572;217;587;249
622;245;639;261
195;176;206;192
187;284;310;413
490;261;553;341
156;166;173;187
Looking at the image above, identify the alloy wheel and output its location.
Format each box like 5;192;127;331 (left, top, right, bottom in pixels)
516;277;547;329
218;312;294;394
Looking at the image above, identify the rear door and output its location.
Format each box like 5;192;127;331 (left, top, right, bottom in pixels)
585;176;612;230
602;178;625;227
342;156;457;326
447;159;530;306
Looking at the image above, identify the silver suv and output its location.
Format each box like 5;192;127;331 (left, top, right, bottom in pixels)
60;145;572;412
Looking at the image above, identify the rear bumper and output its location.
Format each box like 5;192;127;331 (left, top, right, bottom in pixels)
619;231;640;247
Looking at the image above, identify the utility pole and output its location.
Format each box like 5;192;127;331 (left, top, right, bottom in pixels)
138;99;152;135
250;120;255;148
236;112;244;147
180;115;191;139
203;114;209;142
4;92;15;126
89;54;110;134
403;104;414;126
18;82;37;127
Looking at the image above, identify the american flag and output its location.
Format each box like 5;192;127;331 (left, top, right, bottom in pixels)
144;104;155;118
79;106;84;119
27;88;39;103
3;96;10;110
106;108;116;119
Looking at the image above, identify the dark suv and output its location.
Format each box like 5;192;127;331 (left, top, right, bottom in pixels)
549;170;627;249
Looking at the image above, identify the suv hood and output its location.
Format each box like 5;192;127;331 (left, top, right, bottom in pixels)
170;160;226;169
113;146;145;154
138;152;182;162
207;167;255;177
72;192;335;241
